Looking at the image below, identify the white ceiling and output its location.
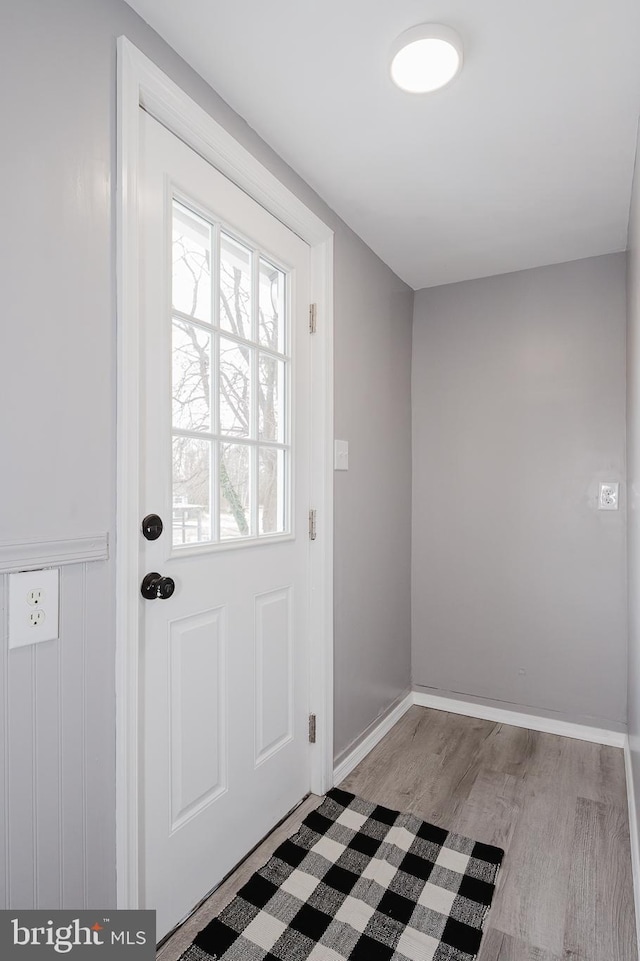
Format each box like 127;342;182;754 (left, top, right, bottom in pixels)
125;0;640;290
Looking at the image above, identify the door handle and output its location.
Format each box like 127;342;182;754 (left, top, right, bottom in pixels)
141;572;176;600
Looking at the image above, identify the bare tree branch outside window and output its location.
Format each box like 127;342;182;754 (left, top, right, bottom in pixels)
171;206;285;544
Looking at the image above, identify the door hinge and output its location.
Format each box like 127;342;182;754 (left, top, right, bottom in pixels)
309;509;317;541
309;303;317;334
309;714;317;743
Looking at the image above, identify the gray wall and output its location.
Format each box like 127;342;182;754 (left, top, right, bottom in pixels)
0;0;413;908
333;230;413;763
627;121;640;856
412;255;628;728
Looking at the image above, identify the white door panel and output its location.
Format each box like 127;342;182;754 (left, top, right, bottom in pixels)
138;110;311;938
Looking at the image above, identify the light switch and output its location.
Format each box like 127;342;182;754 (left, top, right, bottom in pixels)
334;440;349;471
9;569;60;649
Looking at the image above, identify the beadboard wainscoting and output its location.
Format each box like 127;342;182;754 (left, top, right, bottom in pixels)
0;537;115;909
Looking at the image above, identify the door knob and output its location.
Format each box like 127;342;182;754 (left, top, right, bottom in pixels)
141;572;176;600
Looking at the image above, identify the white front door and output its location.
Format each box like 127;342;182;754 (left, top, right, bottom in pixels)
138;110;312;939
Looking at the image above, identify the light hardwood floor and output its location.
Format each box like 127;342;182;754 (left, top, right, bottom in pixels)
158;705;637;961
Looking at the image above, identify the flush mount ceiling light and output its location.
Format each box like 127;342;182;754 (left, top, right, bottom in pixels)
390;24;463;93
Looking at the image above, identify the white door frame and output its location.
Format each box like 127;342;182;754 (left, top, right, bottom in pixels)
115;36;334;910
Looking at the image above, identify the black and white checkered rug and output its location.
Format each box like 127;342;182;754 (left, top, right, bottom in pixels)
181;788;503;961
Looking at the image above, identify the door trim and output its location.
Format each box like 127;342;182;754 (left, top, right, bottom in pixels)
115;36;334;910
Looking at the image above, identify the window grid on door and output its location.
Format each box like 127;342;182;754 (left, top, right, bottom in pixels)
171;199;290;548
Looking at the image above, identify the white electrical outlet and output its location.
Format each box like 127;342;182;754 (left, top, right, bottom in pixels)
598;482;619;511
8;568;59;649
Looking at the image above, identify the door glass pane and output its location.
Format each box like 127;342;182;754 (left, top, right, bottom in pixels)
219;339;252;438
172;436;211;545
258;355;285;443
219;233;252;339
259;448;286;534
170;196;292;548
172;321;211;432
220;444;251;539
259;259;285;352
172;202;212;323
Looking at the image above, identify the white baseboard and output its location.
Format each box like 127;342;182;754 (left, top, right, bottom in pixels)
333;693;414;786
334;690;625;789
624;739;640;959
412;690;626;748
